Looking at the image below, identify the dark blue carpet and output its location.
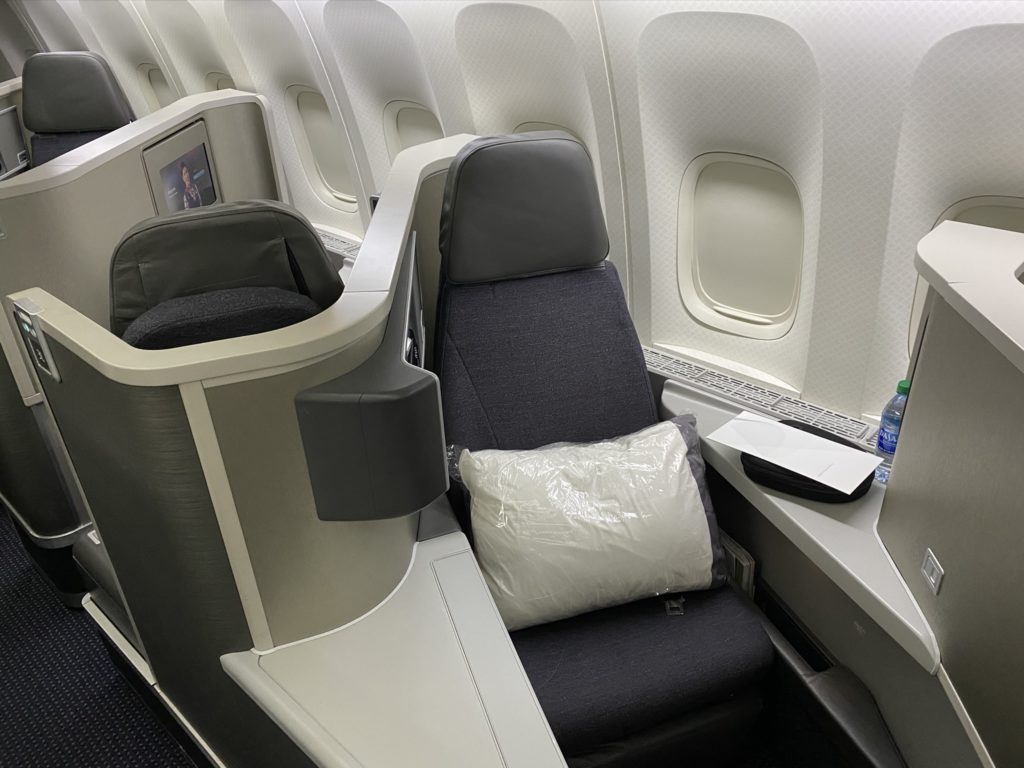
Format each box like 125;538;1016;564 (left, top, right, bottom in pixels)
0;512;196;767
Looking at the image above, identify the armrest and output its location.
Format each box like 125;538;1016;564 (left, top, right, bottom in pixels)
659;379;939;673
5;286;386;390
223;532;566;768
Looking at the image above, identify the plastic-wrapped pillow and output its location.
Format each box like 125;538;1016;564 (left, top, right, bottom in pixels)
456;414;725;631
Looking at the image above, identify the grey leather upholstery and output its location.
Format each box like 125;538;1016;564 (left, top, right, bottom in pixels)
21;52;134;166
439;131;608;284
22;52;134;134
110;200;343;338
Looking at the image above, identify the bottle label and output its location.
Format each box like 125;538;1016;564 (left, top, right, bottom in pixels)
877;426;899;456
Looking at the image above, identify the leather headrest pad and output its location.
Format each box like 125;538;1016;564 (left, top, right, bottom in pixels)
110;200;344;336
439;132;609;284
22;52;134;134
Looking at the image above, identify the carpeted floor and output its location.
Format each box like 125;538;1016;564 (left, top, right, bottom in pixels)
0;511;196;768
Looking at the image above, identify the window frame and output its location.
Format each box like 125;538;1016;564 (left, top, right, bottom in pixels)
676;151;804;340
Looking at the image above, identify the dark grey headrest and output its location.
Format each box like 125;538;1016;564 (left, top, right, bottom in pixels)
439;131;609;284
22;52;134;134
110;200;344;336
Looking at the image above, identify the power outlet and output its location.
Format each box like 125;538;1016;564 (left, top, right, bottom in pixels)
721;531;756;598
921;548;944;595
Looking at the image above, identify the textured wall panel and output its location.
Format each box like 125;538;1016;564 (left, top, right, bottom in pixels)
631;9;822;391
223;0;366;235
393;0;630;295
137;0;243;96
17;0;90;52
602;1;1024;418
301;0;442;193
70;0;181;114
861;21;1024;417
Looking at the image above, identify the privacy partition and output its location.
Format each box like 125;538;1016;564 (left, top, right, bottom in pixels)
878;221;1024;768
6;134;566;768
0;90;282;554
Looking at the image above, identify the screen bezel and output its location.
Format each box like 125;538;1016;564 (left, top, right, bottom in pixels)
142;119;222;216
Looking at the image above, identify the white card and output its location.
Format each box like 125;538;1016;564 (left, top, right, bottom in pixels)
705;411;882;495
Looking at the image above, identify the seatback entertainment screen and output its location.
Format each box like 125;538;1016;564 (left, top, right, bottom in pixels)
159;144;216;212
142;120;222;216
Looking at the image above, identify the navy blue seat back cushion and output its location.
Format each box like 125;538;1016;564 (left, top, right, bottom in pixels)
30;132;110;167
435;132;658;452
437;262;657;451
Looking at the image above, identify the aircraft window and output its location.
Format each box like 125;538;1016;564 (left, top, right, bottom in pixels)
204;72;236;91
138;63;176;109
678;152;803;340
908;195;1024;353
290;85;357;206
382;100;443;161
513;121;582;142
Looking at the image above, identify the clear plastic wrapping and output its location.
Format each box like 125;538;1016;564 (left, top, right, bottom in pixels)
456;419;715;631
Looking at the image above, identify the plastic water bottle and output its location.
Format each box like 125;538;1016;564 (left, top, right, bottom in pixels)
874;379;911;484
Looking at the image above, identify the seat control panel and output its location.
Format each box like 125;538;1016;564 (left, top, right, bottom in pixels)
12;298;60;382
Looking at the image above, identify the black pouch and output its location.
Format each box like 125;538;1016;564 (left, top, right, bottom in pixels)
740;420;873;503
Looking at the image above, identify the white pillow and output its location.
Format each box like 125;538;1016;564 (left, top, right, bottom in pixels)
458;419;715;631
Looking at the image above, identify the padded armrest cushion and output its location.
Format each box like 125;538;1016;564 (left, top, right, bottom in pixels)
122;286;320;350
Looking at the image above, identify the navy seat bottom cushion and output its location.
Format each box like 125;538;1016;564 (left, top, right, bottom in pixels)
512;586;774;757
122;286;319;349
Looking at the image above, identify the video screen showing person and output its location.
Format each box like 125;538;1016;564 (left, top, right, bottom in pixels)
159;144;217;213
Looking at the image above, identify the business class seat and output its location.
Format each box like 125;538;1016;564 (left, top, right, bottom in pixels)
1;54;133;588
110;200;343;349
21;51;134;166
435;132;775;767
71;200;342;628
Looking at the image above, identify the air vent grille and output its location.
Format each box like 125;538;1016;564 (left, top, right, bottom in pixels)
315;228;361;261
644;347;878;449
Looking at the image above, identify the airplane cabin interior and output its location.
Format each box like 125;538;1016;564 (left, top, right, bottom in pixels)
0;2;1021;767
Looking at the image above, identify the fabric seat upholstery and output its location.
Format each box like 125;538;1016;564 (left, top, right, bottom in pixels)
434;132;774;765
438;264;656;451
110;200;343;349
21;52;134;166
514;588;774;758
122;287;320;350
